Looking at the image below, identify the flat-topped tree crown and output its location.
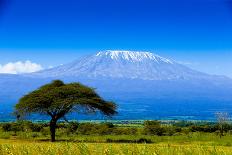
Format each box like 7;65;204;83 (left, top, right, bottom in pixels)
15;80;117;142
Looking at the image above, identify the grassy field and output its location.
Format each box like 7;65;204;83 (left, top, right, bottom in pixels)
1;133;232;155
1;121;232;154
0;139;232;155
1;131;232;145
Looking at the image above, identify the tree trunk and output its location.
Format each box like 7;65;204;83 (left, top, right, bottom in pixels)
219;125;223;138
50;118;57;142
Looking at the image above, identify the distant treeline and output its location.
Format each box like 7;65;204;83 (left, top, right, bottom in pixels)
0;120;232;137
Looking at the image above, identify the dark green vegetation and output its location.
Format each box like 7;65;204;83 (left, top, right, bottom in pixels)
15;80;117;142
1;120;232;145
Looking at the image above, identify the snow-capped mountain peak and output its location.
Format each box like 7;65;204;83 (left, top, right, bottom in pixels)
30;50;212;80
96;50;174;64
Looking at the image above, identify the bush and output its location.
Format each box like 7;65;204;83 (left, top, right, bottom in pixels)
1;123;12;132
77;123;95;135
173;121;194;127
143;121;165;136
165;126;181;136
104;122;114;128
112;127;138;135
106;138;152;143
1;122;23;133
144;120;161;126
66;122;79;134
77;123;115;135
27;123;45;132
41;127;50;136
190;125;217;133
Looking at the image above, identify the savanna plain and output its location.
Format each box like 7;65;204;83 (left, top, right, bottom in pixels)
0;121;232;155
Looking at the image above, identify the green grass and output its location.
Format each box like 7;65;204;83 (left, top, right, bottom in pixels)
1;131;232;146
1;130;232;154
0;139;232;155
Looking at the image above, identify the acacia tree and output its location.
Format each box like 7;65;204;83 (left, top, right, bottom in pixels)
15;80;117;142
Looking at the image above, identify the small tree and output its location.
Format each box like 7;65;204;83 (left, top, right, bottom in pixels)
15;80;117;142
215;112;229;138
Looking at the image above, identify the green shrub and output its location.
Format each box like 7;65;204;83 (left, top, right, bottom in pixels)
173;121;194;127
66;122;79;134
1;123;12;132
77;123;115;135
143;121;165;136
165;126;180;136
41;127;50;136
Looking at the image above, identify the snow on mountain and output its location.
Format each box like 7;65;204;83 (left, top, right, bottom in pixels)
31;50;215;80
96;50;174;63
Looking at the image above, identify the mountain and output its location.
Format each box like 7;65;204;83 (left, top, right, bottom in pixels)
1;50;232;121
31;50;225;81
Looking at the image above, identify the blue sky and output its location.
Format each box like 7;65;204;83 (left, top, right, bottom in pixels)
0;0;232;77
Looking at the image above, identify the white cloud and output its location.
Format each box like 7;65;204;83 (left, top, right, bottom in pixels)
0;61;43;74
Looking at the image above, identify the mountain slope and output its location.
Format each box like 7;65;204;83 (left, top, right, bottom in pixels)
32;50;220;81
